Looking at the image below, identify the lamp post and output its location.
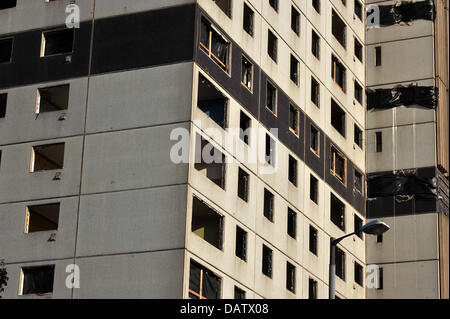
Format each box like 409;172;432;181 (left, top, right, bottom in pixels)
329;220;390;299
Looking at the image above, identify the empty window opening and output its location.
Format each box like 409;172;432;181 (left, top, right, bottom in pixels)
331;193;345;231
214;0;232;18
266;81;277;114
288;155;298;186
309;278;318;299
263;188;274;222
375;131;382;152
36;84;70;114
312;30;320;59
287;208;297;239
289;104;299;136
354;262;363;286
354;81;363;105
310;174;319;204
311;76;320;107
331;55;346;91
335;248;346;280
30;143;65;172
0;0;16;10
239;111;251;145
20;265;55;295
341;0;347;6
331;99;346;137
377;267;384;289
312;0;320;14
25;203;60;233
331;146;346;183
198;74;228;129
290;54;299;85
354;38;363;62
375;46;382;66
310;125;320;155
195;134;226;189
286;262;296;293
192;197;223;250
0;150;2;169
243;3;254;36
267;30;278;62
354;214;363;238
354;124;363;149
377;234;383;243
291;6;300;35
0;93;7;118
354;169;363;194
269;0;278;12
262;245;273;278
265;133;276;167
189;260;221;299
332;10;346;48
354;0;363;20
41;29;74;57
237;167;249;202
200;17;230;72
0;38;13;64
241;55;253;91
235;226;247;261
309;225;318;255
234;286;246;299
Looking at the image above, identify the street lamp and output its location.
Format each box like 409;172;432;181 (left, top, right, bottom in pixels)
329;220;390;299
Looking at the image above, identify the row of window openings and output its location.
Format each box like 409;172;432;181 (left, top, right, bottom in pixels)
0;0;60;10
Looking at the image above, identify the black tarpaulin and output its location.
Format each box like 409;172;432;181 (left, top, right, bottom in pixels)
367;85;438;110
378;0;435;26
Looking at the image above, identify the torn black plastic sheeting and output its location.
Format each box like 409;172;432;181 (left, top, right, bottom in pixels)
378;0;435;26
367;85;438;110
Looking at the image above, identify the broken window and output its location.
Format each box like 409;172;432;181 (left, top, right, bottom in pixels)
331;193;345;231
269;0;278;12
375;131;382;152
0;0;16;10
354;169;363;194
265;133;276;167
0;38;13;64
241;55;253;91
288;155;297;186
263;188;274;222
310;125;320;155
198;74;228;129
25;203;60;233
354;214;363;238
335;248;346;280
354;261;363;286
310;174;319;204
235;226;247;261
41;29;74;57
266;81;277;114
200;17;230;72
309;278;318;299
309;225;318;255
234;286;246;299
267;30;278;62
354;38;363;62
311;30;320;59
20;265;55;295
311;76;320;107
290;54;299;85
291;6;300;35
354;0;363;21
287;208;297;239
191;197;223;250
312;0;320;14
331;55;346;91
332;10;346;48
213;0;232;18
375;46;382;66
239;111;251;145
0;93;7;118
31;143;65;172
331;99;346;137
36;84;70;114
189;260;221;299
286;262;296;293
195;135;226;189
237;167;249;202
354;81;363;105
243;3;254;36
262;244;273;278
289;104;299;136
354;124;363;149
331;146;346;183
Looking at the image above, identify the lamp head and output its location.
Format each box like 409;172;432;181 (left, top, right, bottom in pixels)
361;220;390;235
